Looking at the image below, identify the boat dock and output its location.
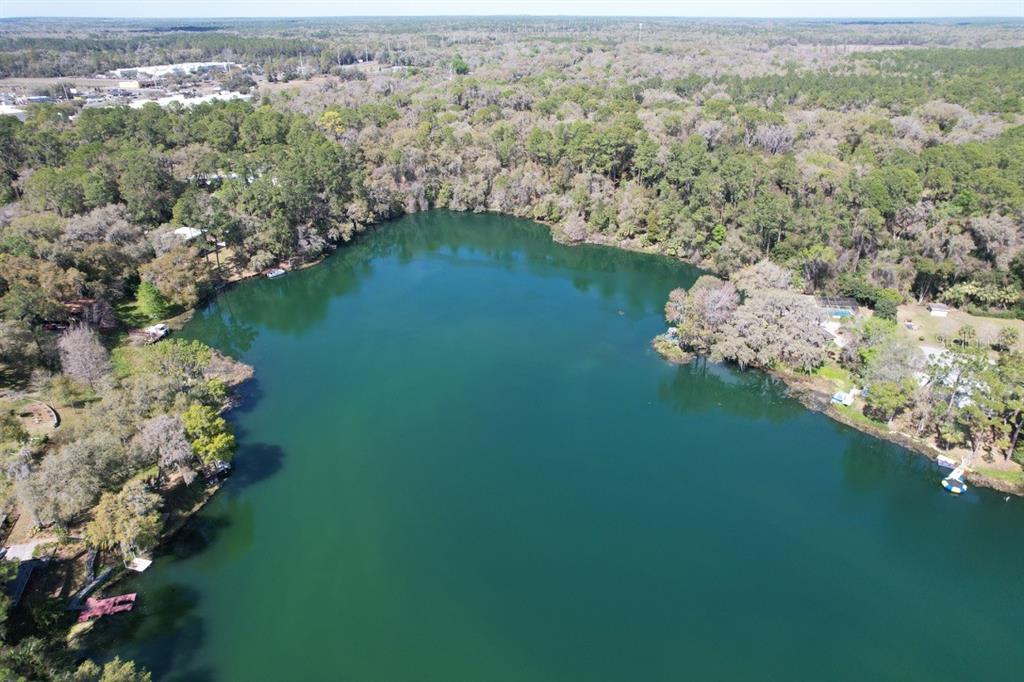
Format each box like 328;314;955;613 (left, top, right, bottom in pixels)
77;593;137;623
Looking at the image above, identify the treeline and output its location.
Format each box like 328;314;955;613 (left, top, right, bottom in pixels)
321;92;1023;312
0;33;365;78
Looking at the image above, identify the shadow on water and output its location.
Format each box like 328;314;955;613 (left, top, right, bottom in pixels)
161;513;233;563
656;356;800;424
86;583;207;679
226;376;265;416
224;440;285;493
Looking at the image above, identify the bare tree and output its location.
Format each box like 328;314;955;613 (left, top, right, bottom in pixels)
712;289;829;371
134;414;197;484
57;324;112;389
668;276;740;353
730;260;793;295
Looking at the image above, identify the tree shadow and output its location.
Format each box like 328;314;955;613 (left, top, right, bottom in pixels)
227;376;264;416
165;666;215;682
224;441;284;492
85;582;207;680
160;513;233;563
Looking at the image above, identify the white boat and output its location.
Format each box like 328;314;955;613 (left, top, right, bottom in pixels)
142;323;169;339
936;455;958;470
266;268;286;279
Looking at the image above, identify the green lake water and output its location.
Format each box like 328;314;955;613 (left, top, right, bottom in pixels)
95;211;1024;681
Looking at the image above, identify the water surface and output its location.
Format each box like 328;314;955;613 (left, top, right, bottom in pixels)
97;211;1024;681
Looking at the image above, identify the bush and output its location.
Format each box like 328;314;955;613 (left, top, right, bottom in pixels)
136;281;169;320
873;288;903;320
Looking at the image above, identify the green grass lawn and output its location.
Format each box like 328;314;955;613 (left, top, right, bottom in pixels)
816;362;854;391
897;303;1024;353
973;465;1024;487
834;403;889;431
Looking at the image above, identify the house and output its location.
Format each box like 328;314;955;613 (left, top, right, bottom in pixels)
928;303;950;318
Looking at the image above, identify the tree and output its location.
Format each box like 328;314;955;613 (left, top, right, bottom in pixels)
864;380;915;424
853;319;924;386
84;481;161;561
117;150;176;225
956;324;977;347
20;436;108;526
451;56;470;75
0;405;28;445
138;247;211;309
181;403;235;465
135;339;211;387
873;288;903;321
57;324;111;389
665;276;739;354
977;351;1024;460
74;657;153;682
0;560;17;641
730;260;793;294
711;289;829;371
134;414;196;483
995;327;1019;352
0;320;42;375
135;281;170;320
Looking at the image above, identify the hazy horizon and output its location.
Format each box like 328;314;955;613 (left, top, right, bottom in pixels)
1;0;1021;19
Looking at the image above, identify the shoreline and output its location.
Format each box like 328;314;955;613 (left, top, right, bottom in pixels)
778;369;1023;497
183;210;1021;502
651;340;1023;497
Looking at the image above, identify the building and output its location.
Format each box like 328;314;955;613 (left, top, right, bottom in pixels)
816;296;859;319
928;303;950;318
0;104;27;121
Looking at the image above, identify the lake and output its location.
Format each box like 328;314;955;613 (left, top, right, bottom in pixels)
95;211;1024;681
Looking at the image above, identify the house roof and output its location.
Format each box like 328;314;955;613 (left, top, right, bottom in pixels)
172;226;204;240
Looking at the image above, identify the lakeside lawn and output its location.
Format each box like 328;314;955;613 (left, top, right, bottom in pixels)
896;303;1024;353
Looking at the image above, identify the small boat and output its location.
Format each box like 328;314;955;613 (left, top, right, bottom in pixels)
936;455;958;470
266;268;286;279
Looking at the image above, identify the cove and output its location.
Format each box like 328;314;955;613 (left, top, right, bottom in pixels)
92;211;1024;681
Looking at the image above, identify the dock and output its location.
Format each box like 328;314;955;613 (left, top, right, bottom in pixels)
77;593;137;623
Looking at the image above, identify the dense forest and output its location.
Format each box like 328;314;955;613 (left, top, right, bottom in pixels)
0;15;1023;679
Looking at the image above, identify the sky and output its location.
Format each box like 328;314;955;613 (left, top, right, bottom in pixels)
0;0;1021;18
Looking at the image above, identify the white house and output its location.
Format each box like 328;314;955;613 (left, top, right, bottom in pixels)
928;303;950;318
